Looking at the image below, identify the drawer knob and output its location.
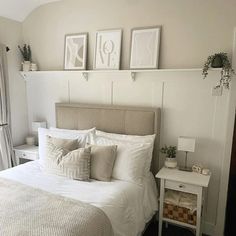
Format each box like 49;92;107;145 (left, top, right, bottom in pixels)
23;153;26;157
179;184;185;188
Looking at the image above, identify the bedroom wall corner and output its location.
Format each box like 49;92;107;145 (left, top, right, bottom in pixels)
0;16;29;146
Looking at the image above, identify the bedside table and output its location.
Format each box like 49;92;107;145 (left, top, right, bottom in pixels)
14;145;39;165
156;167;210;236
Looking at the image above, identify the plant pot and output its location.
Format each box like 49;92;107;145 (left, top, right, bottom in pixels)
22;61;31;72
165;158;177;168
211;55;223;68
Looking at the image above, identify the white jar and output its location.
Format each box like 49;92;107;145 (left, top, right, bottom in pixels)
25;136;36;146
165;158;178;168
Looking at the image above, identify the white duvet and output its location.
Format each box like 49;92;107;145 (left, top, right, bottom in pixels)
0;161;158;236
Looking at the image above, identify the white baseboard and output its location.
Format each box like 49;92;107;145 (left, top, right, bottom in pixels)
203;221;215;236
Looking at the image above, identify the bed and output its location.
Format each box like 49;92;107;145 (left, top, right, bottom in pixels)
0;103;161;236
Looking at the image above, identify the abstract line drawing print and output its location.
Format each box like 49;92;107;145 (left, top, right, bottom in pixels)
64;34;87;70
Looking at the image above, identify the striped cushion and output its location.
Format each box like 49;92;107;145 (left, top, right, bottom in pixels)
44;136;91;181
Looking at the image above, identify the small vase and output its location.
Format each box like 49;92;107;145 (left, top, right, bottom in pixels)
22;61;31;72
165;158;177;168
30;63;38;71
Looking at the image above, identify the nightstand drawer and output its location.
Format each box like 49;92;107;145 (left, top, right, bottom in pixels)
165;180;201;194
15;150;38;161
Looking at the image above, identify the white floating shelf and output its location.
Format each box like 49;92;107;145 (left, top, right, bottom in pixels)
20;68;221;81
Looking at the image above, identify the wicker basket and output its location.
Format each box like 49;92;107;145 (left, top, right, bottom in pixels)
163;202;197;226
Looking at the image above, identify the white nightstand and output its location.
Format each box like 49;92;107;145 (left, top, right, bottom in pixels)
156;167;210;236
14;145;39;165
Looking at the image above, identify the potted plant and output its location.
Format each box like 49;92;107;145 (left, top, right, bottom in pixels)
202;52;234;89
160;145;177;168
18;44;31;71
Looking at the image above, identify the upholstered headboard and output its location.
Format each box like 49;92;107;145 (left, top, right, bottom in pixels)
55;103;161;174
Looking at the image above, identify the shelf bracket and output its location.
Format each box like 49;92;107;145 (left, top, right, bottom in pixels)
131;72;136;81
82;72;88;81
20;72;28;80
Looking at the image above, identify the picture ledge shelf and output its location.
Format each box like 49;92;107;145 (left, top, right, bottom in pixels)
20;68;221;82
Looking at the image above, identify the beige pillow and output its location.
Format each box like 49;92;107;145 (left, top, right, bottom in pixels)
89;145;117;181
44;136;91;181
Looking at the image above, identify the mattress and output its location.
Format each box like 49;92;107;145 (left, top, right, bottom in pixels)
0;161;158;236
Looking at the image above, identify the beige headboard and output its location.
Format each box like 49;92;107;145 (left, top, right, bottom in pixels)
55;103;161;174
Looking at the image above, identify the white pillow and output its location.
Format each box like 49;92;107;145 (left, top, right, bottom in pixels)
96;130;156;175
92;134;153;185
50;127;96;144
38;128;93;164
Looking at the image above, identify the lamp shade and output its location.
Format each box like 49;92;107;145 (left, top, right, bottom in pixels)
32;121;47;132
178;136;196;152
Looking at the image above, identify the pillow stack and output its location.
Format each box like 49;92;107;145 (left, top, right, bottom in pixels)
92;130;156;185
38;127;156;184
39;128;117;181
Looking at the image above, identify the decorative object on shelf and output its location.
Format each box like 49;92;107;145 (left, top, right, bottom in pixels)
94;29;122;70
202;52;235;89
30;63;38;71
192;164;203;174
202;168;211;176
18;44;31;72
178;136;196;172
64;33;88;70
160;145;177;168
130;26;161;69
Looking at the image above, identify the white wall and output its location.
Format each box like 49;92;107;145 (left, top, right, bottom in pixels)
25;69;227;235
22;0;236;70
0;16;28;145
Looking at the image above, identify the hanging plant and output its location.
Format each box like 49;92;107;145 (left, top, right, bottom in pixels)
202;52;235;89
18;44;31;62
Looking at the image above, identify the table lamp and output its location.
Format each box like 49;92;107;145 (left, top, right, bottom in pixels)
178;136;196;172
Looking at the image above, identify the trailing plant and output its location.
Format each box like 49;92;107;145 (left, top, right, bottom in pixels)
160;145;177;158
18;44;31;61
202;52;235;89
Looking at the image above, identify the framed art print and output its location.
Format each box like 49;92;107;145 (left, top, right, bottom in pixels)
64;33;88;70
94;29;122;70
130;26;161;69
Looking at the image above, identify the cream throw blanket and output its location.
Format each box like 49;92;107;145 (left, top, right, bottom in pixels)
0;177;113;236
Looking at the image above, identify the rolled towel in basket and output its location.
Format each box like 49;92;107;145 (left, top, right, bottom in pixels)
179;192;197;213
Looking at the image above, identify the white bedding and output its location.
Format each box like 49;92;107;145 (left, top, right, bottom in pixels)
0;161;158;236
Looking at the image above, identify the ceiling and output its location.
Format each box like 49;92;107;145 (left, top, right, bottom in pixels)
0;0;61;22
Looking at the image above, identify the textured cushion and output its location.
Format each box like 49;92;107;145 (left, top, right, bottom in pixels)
88;145;117;181
38;128;90;164
44;136;91;181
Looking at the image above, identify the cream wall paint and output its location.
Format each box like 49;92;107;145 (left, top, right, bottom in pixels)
21;0;236;235
0;16;28;145
22;0;236;70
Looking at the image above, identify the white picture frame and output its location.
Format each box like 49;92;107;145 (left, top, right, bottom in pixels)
64;33;88;70
130;26;161;69
94;29;122;70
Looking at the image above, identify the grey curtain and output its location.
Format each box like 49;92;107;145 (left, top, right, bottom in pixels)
0;43;15;170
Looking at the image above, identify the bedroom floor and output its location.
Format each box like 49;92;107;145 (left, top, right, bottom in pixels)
144;220;200;236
